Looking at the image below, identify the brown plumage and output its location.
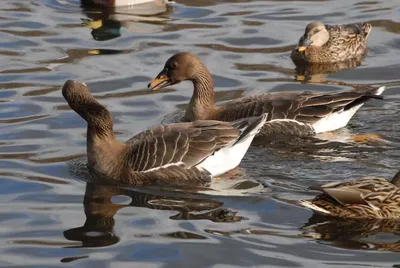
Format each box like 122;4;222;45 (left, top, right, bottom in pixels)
148;52;385;137
291;21;372;63
300;171;400;220
62;80;266;186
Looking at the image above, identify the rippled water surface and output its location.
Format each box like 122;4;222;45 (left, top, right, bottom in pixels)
1;0;400;267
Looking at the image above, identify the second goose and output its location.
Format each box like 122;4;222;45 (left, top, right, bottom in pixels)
148;52;385;139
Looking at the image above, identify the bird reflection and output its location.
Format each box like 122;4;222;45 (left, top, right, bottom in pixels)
294;57;362;83
301;214;400;252
80;0;171;41
63;182;243;248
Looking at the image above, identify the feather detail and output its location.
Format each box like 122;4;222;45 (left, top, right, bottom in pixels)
300;176;400;219
291;21;372;63
62;79;265;187
149;52;385;138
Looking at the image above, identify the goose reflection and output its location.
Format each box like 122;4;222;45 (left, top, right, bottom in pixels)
63;182;243;248
80;0;171;41
294;57;362;83
301;214;400;252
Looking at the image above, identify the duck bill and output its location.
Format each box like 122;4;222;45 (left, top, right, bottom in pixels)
296;39;312;52
148;73;171;91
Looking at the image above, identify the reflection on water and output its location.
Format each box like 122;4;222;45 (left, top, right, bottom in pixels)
81;0;170;41
63;183;243;248
1;0;400;266
294;57;364;83
302;214;400;252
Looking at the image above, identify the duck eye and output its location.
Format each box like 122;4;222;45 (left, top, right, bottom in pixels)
170;62;178;68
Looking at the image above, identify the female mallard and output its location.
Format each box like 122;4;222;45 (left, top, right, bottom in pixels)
148;52;385;139
300;171;400;220
62;80;267;186
291;21;372;63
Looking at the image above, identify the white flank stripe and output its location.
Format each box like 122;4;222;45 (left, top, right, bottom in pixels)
197;135;253;177
142;162;185;173
312;86;386;133
312;104;363;133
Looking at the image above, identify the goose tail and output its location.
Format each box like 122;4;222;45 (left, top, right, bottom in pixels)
353;86;385;97
197;114;267;177
232;113;268;145
369;86;386;96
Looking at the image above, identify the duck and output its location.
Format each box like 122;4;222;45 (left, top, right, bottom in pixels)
299;170;400;220
291;21;372;63
62;80;267;186
147;52;385;139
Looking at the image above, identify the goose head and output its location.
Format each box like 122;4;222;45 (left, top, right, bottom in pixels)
148;52;207;91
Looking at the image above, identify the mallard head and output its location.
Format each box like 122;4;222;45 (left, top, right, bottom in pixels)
296;21;329;52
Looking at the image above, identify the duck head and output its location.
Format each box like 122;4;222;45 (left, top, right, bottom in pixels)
296;21;330;52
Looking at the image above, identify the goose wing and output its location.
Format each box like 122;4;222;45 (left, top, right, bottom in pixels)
219;90;382;126
125;117;264;172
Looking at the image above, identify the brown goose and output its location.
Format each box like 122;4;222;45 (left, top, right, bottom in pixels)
291;21;372;63
148;52;385;138
62;80;267;186
299;171;400;220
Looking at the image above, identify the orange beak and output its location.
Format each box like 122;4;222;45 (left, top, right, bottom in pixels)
297;46;307;52
148;74;170;91
296;39;312;52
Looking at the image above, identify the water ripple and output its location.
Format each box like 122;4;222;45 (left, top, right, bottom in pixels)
1;0;400;267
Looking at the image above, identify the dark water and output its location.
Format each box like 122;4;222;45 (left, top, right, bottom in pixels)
1;0;400;267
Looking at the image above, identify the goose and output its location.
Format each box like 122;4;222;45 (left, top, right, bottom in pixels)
62;80;267;186
300;171;400;219
291;21;372;63
147;52;385;140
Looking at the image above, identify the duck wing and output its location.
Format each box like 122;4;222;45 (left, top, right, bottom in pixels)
302;175;399;219
326;23;371;38
311;177;398;206
326;23;362;34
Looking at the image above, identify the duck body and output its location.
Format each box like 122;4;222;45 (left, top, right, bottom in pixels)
300;173;400;220
148;52;385;138
291;22;372;64
62;80;267;186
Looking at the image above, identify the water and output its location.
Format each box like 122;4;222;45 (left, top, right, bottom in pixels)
1;0;400;267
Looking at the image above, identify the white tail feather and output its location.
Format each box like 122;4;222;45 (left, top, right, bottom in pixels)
197;115;267;177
